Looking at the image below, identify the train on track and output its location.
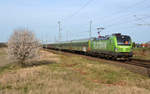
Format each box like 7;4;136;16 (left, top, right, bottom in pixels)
45;33;133;60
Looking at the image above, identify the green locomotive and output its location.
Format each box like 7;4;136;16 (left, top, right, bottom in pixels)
48;33;133;60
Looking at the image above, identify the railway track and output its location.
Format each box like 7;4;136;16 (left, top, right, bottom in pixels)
44;48;150;77
124;59;150;69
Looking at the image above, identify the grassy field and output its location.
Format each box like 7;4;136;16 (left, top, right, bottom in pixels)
0;48;150;94
133;48;150;60
0;48;10;67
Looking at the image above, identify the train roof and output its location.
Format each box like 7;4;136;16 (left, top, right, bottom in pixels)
48;37;95;44
112;33;130;37
49;33;131;44
71;37;95;42
94;33;131;40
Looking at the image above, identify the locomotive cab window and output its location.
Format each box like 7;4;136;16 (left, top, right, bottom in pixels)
116;35;131;45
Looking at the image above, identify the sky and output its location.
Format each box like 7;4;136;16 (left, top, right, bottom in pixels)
0;0;150;43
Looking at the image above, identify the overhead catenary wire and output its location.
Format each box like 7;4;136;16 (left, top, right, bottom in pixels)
64;0;148;32
103;10;150;29
59;0;149;42
90;0;149;33
102;5;150;30
62;0;94;22
105;19;150;34
97;0;148;24
105;15;150;28
134;15;150;26
57;0;94;41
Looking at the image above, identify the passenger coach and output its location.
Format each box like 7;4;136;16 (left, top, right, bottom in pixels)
47;33;133;60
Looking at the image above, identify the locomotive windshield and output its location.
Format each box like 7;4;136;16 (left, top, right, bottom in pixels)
116;35;131;45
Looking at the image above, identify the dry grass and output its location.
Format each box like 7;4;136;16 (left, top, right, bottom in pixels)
0;66;150;94
133;48;150;60
0;66;96;94
0;48;10;67
38;50;60;62
0;49;150;94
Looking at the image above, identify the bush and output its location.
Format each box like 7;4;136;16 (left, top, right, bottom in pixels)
8;29;40;66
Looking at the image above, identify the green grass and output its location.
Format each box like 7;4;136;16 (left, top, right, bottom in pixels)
0;64;11;74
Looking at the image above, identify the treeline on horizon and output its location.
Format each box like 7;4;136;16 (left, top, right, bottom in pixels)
0;43;7;48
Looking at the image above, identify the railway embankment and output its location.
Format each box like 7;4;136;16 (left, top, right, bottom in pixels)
0;48;150;94
45;48;150;76
0;43;7;48
133;48;150;60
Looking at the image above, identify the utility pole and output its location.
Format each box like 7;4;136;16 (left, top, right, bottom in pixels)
89;20;92;39
46;40;47;49
58;21;61;42
41;40;43;48
66;31;68;41
58;21;62;52
55;36;57;42
66;31;70;41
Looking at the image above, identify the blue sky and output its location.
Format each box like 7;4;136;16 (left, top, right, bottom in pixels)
0;0;150;43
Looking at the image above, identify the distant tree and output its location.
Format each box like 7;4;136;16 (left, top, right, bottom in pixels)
132;42;136;48
8;29;40;66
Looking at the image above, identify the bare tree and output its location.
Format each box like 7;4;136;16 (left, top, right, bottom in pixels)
8;29;40;66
